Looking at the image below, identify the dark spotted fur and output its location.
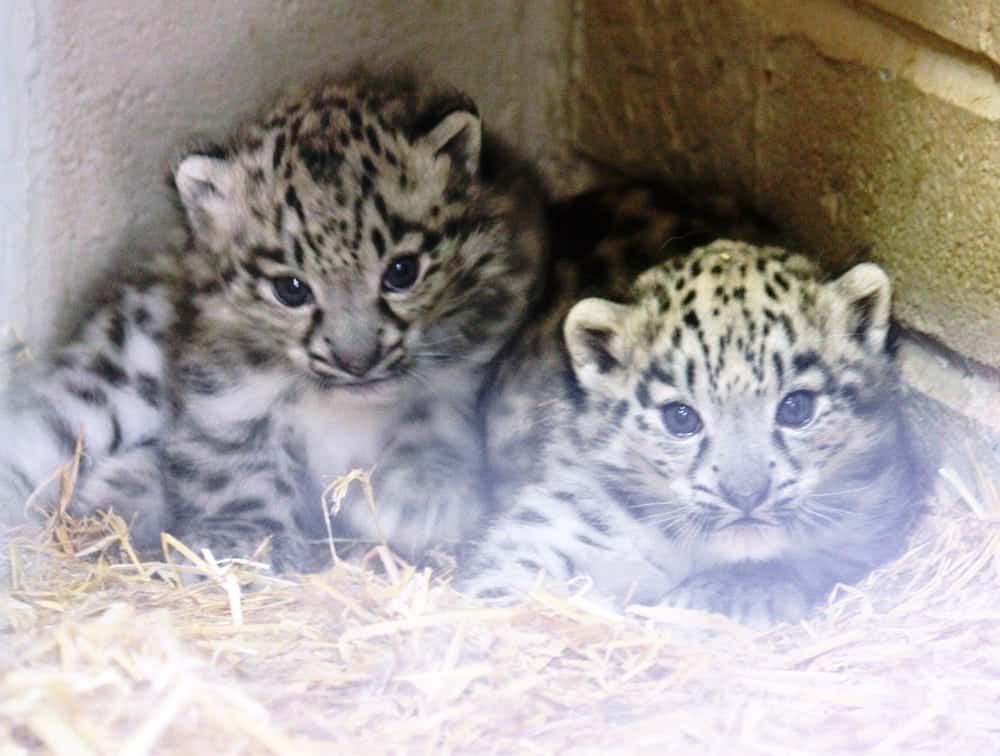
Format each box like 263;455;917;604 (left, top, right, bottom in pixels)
462;190;926;625
0;70;548;575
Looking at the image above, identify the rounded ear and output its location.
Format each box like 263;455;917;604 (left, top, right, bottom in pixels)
173;153;236;238
564;298;631;389
828;262;892;353
414;104;482;181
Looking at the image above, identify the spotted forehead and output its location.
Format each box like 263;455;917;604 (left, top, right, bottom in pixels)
243;87;410;198
689;246;815;320
250;81;407;149
227;85;446;277
634;243;825;398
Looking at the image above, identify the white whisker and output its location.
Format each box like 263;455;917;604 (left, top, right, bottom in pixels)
808;480;878;499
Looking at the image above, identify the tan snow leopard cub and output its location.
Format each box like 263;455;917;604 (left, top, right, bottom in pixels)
0;70;547;572
463;199;925;623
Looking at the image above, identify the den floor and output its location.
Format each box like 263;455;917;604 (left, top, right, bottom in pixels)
1;418;998;753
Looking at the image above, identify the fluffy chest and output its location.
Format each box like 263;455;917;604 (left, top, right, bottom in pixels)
284;387;398;488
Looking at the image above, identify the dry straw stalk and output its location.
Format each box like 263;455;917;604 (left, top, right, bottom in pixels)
1;455;999;754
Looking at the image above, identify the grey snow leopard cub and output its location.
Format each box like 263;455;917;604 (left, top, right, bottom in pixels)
0;70;547;573
462;186;926;624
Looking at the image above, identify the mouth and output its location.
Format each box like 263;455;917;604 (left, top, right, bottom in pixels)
309;368;404;397
313;371;397;388
720;516;775;530
308;355;386;381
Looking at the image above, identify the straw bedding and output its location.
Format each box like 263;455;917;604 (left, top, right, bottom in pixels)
1;451;998;755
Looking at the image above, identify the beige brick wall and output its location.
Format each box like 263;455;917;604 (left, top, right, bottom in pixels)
864;0;1000;65
570;0;1000;373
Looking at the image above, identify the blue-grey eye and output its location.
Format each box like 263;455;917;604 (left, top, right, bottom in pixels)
271;276;313;307
776;390;816;428
382;255;421;292
661;402;702;437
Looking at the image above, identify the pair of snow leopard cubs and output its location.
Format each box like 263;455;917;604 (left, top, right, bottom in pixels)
0;70;925;623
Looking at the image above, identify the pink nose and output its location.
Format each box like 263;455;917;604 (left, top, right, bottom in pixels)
719;479;771;513
330;345;380;377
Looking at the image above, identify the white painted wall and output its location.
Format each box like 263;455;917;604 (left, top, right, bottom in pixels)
0;0;568;360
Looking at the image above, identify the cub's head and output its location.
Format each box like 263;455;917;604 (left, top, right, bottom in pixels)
563;240;917;564
173;71;545;396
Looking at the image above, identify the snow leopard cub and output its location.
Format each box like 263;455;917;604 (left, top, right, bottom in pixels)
464;219;925;623
0;70;547;572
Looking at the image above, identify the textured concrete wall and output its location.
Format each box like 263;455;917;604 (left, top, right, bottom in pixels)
0;0;569;357
571;0;1000;372
865;0;1000;64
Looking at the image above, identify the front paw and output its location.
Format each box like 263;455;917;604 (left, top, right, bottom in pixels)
664;567;811;625
455;576;520;605
167;527;319;582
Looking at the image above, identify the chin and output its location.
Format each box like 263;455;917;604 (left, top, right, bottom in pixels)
703;524;791;563
343;377;406;403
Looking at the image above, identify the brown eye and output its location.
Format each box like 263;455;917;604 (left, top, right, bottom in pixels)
271;276;313;307
776;390;816;428
382;255;421;292
661;402;702;437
